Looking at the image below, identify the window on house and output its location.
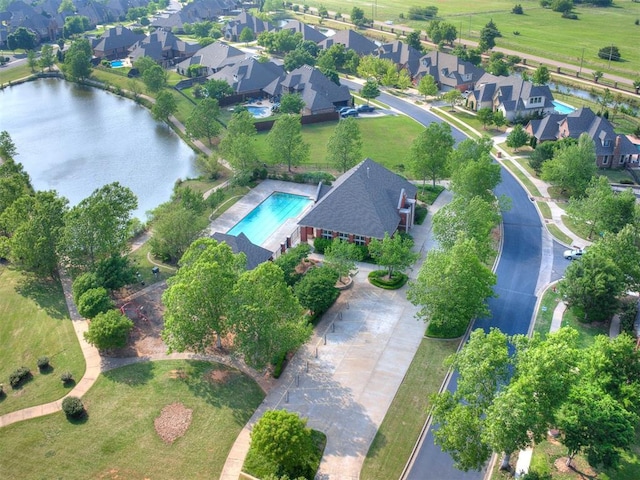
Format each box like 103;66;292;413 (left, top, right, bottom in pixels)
602;156;609;165
603;139;611;147
322;231;333;240
338;232;349;242
354;235;366;246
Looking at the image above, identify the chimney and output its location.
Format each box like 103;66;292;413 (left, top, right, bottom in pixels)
614;135;621;163
366;166;370;178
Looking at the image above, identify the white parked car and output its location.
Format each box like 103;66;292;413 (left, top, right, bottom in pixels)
564;248;585;260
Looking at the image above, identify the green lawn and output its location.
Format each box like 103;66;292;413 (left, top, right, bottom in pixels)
547;224;573;245
0;267;85;415
561;306;608;349
361;338;460;480
0;63;34;84
128;242;177;285
501;159;542;197
0;360;265;479
561;214;592;242
532;288;562;337
253;115;424;174
537;201;552;220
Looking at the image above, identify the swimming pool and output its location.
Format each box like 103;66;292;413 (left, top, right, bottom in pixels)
247;105;271;118
552;100;576;115
110;60;125;68
227;192;312;245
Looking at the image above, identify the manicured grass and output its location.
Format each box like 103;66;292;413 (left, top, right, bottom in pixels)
532;288;562;337
253;115;424;175
598;169;635;184
431;107;480;139
416;184;445;205
561;307;608;349
537;201;552;220
501;159;542;197
0;266;85;415
547;224;573;245
513;156;538;178
128;242;177;285
361;338;460;480
0;360;265;479
0;63;34;84
561;214;591;242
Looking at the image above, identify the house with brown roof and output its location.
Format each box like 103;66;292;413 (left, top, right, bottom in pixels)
298;159;417;245
151;0;236;33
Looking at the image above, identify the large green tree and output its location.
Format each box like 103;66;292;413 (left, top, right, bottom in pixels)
417;74;438;99
185;98;222;146
479;19;501;51
532;65;550;85
326;117;362;173
219;110;259;172
228;262;311;369
408;237;496;337
450;153;501;201
267;114;309;172
323;239;360;284
360;79;380;104
39;44;55;71
408;122;455;187
84;309;134;350
162;238;246;351
7;27;36;51
148;203;208;263
279;92;305;114
63;38;92;81
505;124;529;152
541;133;597;197
203;78;234;100
60;182;137;271
294;266;339;317
152;91;177;122
367;232;419;279
142;64;168;93
357;56;393;82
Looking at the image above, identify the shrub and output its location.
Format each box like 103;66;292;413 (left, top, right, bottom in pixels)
84;309;134;350
512;4;524;14
368;269;409;289
272;353;286;378
619;297;638;335
415;205;428;225
9;366;31;388
72;272;101;303
561;11;578;19
60;371;74;384
62;396;85;418
598;45;621;62
37;356;50;370
313;237;332;254
77;287;113;319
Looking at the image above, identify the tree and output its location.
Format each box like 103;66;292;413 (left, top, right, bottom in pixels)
0;160;33;217
408;237;496;337
94;254;136;291
294;266;339;317
142;64;167;93
63;38;92;81
239;26;254;44
443;89;462;110
486;52;509;76
148;204;208;263
479;20;501;51
72;272;100;303
450;154;501;201
477;108;494;130
492;110;506;130
357;56;394;82
203;78;234;100
39;44;55;71
273;243;312;286
351;6;368;27
250;410;316;478
58;0;74;13
77;287;113;319
228;262;311;369
0;190;67;277
367;232;419;278
61;182;138;271
426;21;458;46
63;15;90;38
551;0;573;13
532;65;550;85
408;122;455;187
592;70;603;83
317;5;329;18
406;30;423;52
0;131;18;161
185;98;222;146
7;27;36;51
279;92;306;114
267;114;309;172
323;239;360;283
84;310;134;350
219;110;259;172
152;91;177;122
162;238;246;351
567;176;636;239
326;117;362;173
417;74;438;99
506;124;529;152
284;47;316;71
633;78;640;95
396;69;412;90
541;133;597;197
26;50;37;72
432;195;501;263
360;79;380;104
596;225;640;292
133;56;157;76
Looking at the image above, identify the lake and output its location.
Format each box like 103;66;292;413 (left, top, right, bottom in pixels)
0;78;197;219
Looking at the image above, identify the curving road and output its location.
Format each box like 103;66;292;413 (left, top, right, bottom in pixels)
342;80;569;479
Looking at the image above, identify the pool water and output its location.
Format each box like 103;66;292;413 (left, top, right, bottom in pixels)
110;60;124;68
247;105;271;118
552;100;576;115
228;192;312;245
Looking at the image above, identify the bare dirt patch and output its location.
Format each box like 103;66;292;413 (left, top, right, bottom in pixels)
154;402;193;445
207;369;231;384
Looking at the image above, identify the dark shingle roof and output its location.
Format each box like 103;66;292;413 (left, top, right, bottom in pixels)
317;29;377;55
298;158;417;239
211;232;272;270
92;26;145;54
416;51;486;88
374;41;423;77
176;41;246;73
210;57;285;93
279;20;326;43
526;113;566;142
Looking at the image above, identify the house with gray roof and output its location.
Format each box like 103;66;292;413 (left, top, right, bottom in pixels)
317;29;377;56
373;40;423;79
92;26;145;59
129;30;199;67
298;158;417;245
176;41;247;77
211;232;273;270
151;0;235;32
414;50;485;91
224;11;272;42
469;74;555;122
209;57;286;96
524;113;566;143
278;19;326;43
263;65;351;115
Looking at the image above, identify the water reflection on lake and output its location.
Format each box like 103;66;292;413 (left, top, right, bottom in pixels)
0;78;197;219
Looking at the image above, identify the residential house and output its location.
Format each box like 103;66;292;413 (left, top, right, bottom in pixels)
469;74;555;122
211;232;273;270
524;113;567;143
317;29;377;56
224;11;272;42
373;40;423;79
414;51;485;91
210;57;286;97
129;30;199;67
278;19;326;43
176;41;247;77
264;65;351;115
298;158;417;245
92;26;145;60
151;0;236;33
3;0;61;43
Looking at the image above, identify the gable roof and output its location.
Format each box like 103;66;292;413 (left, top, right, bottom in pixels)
176;41;247;72
210;57;286;93
374;40;423;77
526;113;566;142
129;29;199;62
416;51;486;88
92;26;145;54
279;19;326;43
317;29;377;55
211;232;272;270
224;11;273;38
560;108;637;157
298;158;417;239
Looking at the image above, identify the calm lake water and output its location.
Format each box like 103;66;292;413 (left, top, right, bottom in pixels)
0;78;197;219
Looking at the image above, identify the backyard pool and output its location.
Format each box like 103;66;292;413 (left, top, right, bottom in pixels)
110;60;125;68
227;192;312;245
247;105;271;118
552;100;576;115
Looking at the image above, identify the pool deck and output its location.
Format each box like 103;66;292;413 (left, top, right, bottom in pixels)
208;180;317;253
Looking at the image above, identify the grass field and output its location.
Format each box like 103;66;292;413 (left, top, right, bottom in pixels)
0;63;34;84
0;360;265;479
302;0;640;80
361;338;460;480
0;267;85;416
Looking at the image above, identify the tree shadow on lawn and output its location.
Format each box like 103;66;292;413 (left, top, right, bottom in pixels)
102;361;155;386
15;274;68;320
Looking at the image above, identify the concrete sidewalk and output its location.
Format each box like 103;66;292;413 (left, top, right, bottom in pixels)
219;190;451;480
